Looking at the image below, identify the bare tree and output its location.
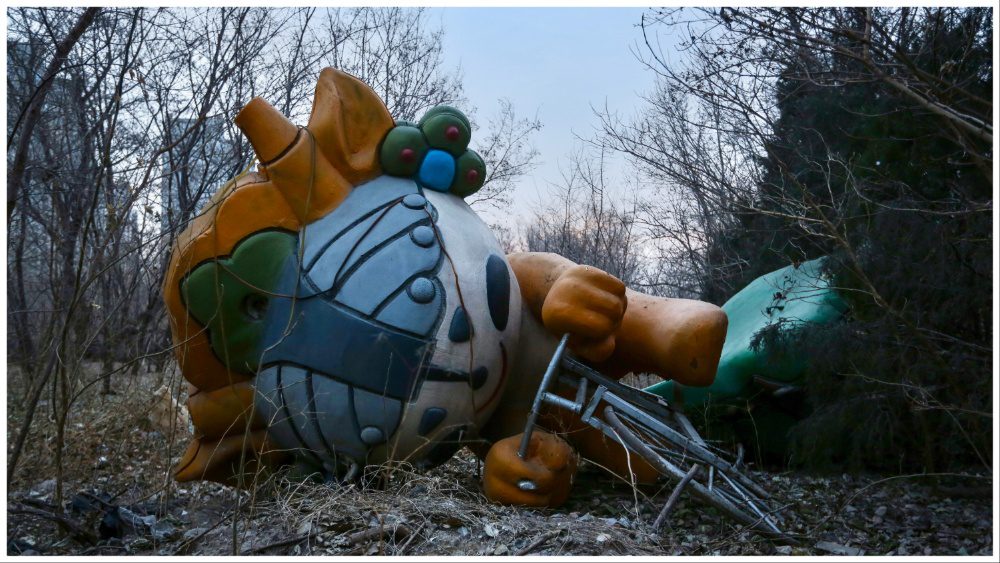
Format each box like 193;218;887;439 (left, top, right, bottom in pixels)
523;147;642;285
596;86;756;298
597;6;991;470
469;98;542;211
5;7;540;508
344;8;463;119
7;7;101;221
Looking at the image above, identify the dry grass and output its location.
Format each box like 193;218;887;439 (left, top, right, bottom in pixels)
233;455;668;556
7;364;190;497
6;363;994;556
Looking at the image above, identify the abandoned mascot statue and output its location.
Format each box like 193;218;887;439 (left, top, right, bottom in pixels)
164;68;727;507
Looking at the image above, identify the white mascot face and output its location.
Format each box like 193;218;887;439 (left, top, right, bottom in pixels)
253;151;521;479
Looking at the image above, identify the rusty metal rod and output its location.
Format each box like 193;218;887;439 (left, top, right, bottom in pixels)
518;334;570;459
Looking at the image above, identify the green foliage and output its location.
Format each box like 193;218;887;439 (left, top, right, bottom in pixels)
700;9;992;471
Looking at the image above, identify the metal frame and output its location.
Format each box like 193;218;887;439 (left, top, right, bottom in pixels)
517;334;796;544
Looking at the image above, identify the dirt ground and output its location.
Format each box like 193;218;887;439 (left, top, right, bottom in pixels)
6;369;994;557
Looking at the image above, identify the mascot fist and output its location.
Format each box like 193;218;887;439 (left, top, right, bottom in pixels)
542;264;627;362
483;431;578;507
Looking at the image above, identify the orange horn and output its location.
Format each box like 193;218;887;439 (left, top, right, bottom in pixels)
235;97;299;163
307;68;394;184
234;96;352;224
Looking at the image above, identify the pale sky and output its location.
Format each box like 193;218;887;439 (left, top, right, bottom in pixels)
428;7;670;224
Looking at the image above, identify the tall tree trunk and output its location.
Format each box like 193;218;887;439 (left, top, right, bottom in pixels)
7;7;101;221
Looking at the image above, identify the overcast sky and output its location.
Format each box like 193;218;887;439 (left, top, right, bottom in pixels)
428;7;673;224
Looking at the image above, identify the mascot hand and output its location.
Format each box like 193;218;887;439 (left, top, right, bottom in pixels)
483;431;578;507
542;264;627;362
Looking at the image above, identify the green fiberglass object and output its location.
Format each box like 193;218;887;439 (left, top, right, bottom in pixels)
646;258;847;407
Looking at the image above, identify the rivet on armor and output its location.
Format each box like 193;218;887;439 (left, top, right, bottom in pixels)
402;193;427;209
360;426;386;445
407;277;436;303
410;225;436;247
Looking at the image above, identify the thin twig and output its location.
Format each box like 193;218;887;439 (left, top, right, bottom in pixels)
397;523;424;554
240;533;310;555
9;504;99;546
346;523;412;545
653;464;700;531
171;505;238;555
516;529;564;556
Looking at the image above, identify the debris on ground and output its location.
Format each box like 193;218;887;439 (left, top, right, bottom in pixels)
5;370;993;556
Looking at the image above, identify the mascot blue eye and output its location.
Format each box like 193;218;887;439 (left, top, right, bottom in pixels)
417;149;457;192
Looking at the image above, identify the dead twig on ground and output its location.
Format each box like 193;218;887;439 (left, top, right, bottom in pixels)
9;504;99;546
397;523;424;554
347;523;413;545
339;523;414;556
516;529;565;555
653;464;700;531
240;533;311;555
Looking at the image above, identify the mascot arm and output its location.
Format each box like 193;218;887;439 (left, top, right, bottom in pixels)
508;252;627;363
508;252;727;387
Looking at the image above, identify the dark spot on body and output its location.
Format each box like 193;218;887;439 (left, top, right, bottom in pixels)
485;254;510;330
471;366;488;390
418;426;466;469
418;407;447;436
448;306;471;342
